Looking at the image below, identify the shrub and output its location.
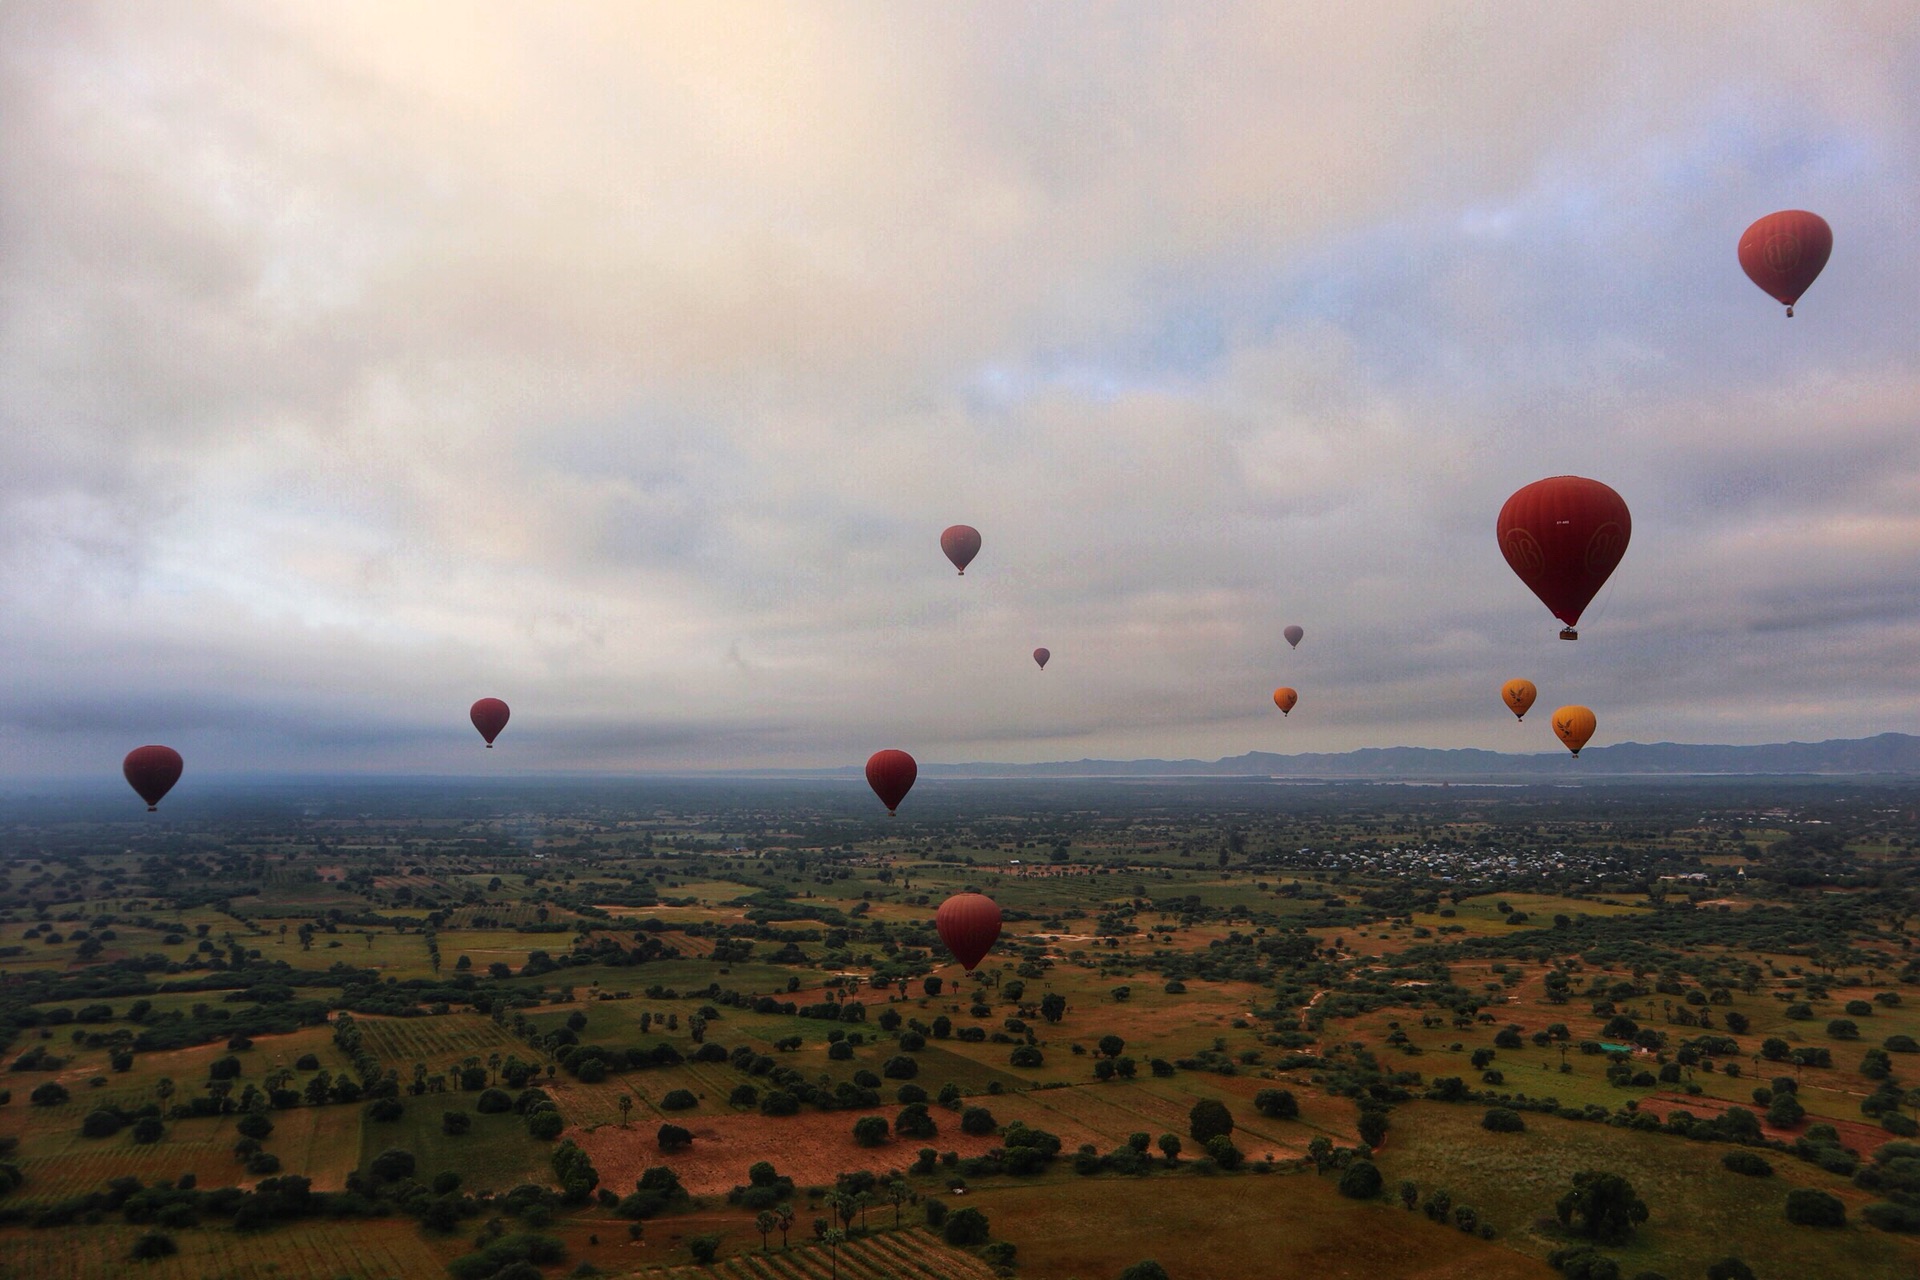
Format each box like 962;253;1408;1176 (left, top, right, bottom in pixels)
1482;1108;1525;1133
961;1107;996;1136
235;1112;273;1141
1720;1151;1772;1177
942;1206;989;1246
30;1082;69;1107
369;1148;416;1181
1784;1188;1845;1227
1338;1160;1383;1199
1254;1088;1298;1119
660;1089;697;1111
129;1233;178;1261
527;1110;564;1140
1705;1259;1756;1280
477;1088;513;1113
81;1109;125;1138
443;1111;472;1136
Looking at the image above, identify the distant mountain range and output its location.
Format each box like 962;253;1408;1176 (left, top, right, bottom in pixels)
869;732;1920;781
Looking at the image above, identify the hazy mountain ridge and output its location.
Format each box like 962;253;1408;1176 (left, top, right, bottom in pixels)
899;732;1920;780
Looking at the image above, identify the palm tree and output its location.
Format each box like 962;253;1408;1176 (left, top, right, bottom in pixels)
755;1210;778;1251
618;1094;633;1126
487;1052;502;1085
775;1203;795;1249
822;1228;845;1280
155;1077;174;1106
886;1178;910;1227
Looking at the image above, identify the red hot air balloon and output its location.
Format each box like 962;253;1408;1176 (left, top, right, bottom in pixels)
940;525;981;575
123;746;184;812
1283;625;1304;649
865;749;917;815
1496;476;1631;640
936;892;1002;971
470;698;510;747
1738;211;1832;317
1033;647;1050;670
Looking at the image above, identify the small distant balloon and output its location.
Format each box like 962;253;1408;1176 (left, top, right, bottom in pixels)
940;525;981;575
1552;705;1597;757
123;745;184;812
1033;647;1050;670
1738;210;1831;317
936;892;1003;971
1497;476;1631;640
865;749;918;815
1272;687;1298;716
470;698;510;747
1283;625;1304;649
1501;678;1538;722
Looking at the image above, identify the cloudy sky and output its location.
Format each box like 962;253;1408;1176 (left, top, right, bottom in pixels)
3;2;1918;779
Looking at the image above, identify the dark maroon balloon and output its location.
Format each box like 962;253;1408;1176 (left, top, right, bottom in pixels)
1738;210;1831;317
1033;647;1050;670
1496;476;1631;640
470;698;510;747
940;525;981;575
865;749;917;815
936;892;1003;971
1283;625;1303;649
123;745;184;812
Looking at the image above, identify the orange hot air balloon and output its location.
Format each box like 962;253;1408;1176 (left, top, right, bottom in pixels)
865;749;917;815
1497;476;1631;640
1283;625;1304;649
936;892;1003;971
470;698;510;747
1033;647;1050;670
1738;210;1831;317
940;525;981;575
1272;687;1298;716
1552;705;1596;757
123;745;184;812
1501;678;1538;722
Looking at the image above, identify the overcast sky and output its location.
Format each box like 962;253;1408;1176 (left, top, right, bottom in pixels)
3;2;1918;780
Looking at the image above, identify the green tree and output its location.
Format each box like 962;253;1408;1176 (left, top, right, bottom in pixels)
943;1206;990;1246
1555;1170;1648;1245
1784;1188;1845;1227
1705;1260;1756;1280
1119;1264;1171;1280
1188;1099;1233;1143
1157;1133;1181;1164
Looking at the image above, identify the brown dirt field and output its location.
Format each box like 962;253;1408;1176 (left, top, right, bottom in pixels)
1635;1091;1895;1158
568;1106;1008;1197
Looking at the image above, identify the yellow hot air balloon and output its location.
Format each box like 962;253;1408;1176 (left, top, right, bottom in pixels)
1272;687;1298;716
1552;705;1596;757
1501;678;1537;722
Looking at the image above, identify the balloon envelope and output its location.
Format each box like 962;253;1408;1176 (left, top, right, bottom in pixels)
1497;476;1631;638
1552;705;1597;757
470;698;510;747
1738;210;1831;316
123;745;184;811
936;892;1003;971
940;525;981;575
1272;687;1298;716
865;749;918;814
1501;678;1538;722
1283;625;1303;648
1032;647;1049;670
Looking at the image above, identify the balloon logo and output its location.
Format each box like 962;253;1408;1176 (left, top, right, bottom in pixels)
1552;705;1596;757
936;892;1003;971
941;525;981;575
1501;678;1538;722
1272;687;1298;716
1738;211;1831;317
1497;476;1631;640
123;746;184;812
470;698;510;747
1033;647;1050;670
1283;625;1304;649
865;749;918;815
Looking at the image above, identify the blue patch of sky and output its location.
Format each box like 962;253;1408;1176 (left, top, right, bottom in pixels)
960;106;1897;416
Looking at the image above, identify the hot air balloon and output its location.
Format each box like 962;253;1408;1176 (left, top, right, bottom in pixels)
123;746;184;812
936;892;1002;971
940;525;981;575
470;698;510;747
1552;705;1596;757
1738;210;1831;317
1497;476;1631;640
1032;647;1049;670
1272;687;1298;716
1501;678;1538;722
1283;625;1303;649
865;749;917;815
